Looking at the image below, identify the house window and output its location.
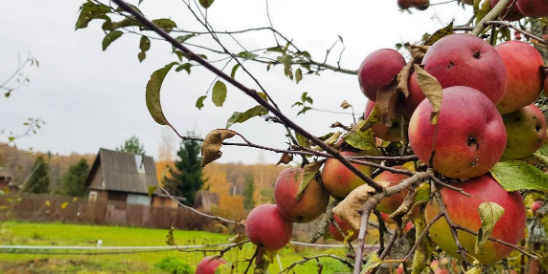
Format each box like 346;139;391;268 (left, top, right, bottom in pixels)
89;191;98;202
134;155;146;174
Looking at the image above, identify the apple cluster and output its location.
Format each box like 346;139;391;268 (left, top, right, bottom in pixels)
359;33;547;263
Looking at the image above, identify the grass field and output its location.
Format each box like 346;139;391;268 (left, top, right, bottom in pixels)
0;221;352;274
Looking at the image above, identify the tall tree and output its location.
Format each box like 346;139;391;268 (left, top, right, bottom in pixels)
116;135;145;154
22;155;50;194
57;158;90;197
243;175;255;210
168;134;204;206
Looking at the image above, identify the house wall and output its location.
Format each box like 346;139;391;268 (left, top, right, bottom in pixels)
152;196;178;209
127;193;151;205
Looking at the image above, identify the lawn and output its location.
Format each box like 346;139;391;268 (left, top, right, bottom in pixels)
0;221;352;274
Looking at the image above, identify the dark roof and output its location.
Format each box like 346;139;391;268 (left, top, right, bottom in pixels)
84;148;160;195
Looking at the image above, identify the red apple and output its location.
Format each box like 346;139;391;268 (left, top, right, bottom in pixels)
502;104;547;159
321;151;373;198
358;49;406;101
328;214;358;242
414;0;430;10
364;100;402;142
517;0;548;18
374;166;410;214
409;86;507;179
420;33;508;105
196;256;227;274
490;0;525;21
399;0;414;9
274;168;329;223
495;41;544;114
245;204;293;251
425;175;526;264
532;200;543;214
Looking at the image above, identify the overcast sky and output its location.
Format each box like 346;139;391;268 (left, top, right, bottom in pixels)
0;0;471;164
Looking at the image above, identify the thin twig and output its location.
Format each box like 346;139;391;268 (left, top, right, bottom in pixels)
472;0;511;36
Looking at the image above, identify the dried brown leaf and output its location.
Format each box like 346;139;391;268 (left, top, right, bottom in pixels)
413;64;442;124
340;100;352;110
376;79;401;128
275;153;293;166
407;45;430;62
201;129;236;167
396;61;414;98
332;184;376;231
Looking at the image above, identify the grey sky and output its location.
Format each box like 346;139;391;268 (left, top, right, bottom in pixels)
0;0;470;164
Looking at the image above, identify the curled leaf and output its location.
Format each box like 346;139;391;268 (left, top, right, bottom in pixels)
146;62;178;125
323;131;341;146
332;184;376;231
413;64;442;124
396;61;414;98
195;95;206;110
423;21;454;46
295;161;323;202
376;79;400;127
275;153;293;166
226;105;268;128
166;227;176;245
296;68;303;84
407;45;430;62
343;120;376;151
201;129;236;167
340;100;352;110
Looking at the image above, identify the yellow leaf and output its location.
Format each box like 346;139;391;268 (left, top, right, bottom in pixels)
72;197;78;202
45;200;51;207
60;202;69;209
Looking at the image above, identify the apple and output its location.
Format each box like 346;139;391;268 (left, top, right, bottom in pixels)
414;0;430;10
517;0;548;18
245;204;293;251
398;0;414;9
274;167;330;223
374;166;410;214
364;100;402;142
358;49;406;101
502;104;547;159
196;256;227;274
321;151;373;198
328;214;358;242
425;174;526;264
490;0;525;21
495;41;544;114
409;86;507;179
532;200;543;214
420;33;508;105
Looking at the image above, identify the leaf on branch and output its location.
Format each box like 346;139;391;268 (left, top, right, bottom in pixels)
414;183;431;203
360;251;381;274
173;50;187;62
344;120;376;151
238;51;258;60
196;95;206;110
111;17;142;30
231;64;240;79
277;54;293;80
396;61;414;98
199;0;215;9
276;153;293;166
140;36;151;52
138;52;146;63
201;129;236;167
376;79;400;127
175;34;195;44
490;160;548;193
407;44;430;62
423;21;453;46
102;31;123;51
295;68;303;84
197;54;208;60
225;105;269;128
266;46;284;53
332;184;376;231
75;2;111;30
145;62;178;125
151;19;177;32
475;202;504;254
175;63;192;75
297;106;311;116
212;81;227;107
413;64;442;124
361;103;382;132
148;185;158;196
228;233;247;244
116;4;144;15
340;100;352;110
296;132;311;148
323;131;341;146
166;227;176;245
295;161;323;202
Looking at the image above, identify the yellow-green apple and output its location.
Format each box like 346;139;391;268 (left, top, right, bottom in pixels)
490;0;525;21
245;204;292;250
321;151;373;198
425;175;526;264
409;86;507;178
274;168;329;223
517;0;548;17
328;214;358;242
502;104;547;159
358;49;406;101
419;34;508;105
496;41;544;114
364;100;402;142
398;0;414;9
414;0;430;10
196;256;227;274
374;166;410;214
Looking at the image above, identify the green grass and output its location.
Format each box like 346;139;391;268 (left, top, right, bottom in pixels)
0;221;351;274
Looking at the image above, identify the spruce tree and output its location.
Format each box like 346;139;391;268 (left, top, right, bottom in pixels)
58;158;90;197
243;175;255;210
168;135;204;205
22;155;50;194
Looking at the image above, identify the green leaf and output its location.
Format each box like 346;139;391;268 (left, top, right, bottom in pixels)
295;68;303;84
297;106;311;116
75;2;111;30
139;36;151;52
295;161;323;202
423;21;453;46
111;17;142;30
338;35;344;43
343;120;376;151
175;63;192;75
196;95;206;110
138;0;144;5
266;46;284;53
197;54;208;60
360;252;381;274
297;51;311;59
175;34;195;44
226;106;268;128
102;31;123;51
231;64;240;78
475;202;504;254
8;136;15;142
212;81;227;107
238;51;258;60
174;50;187;62
214;262;233;274
323;131;341;146
296;132;311;148
475;0;491;25
151;19;177;32
490;160;548;193
199;0;214;9
165;227;176;245
138;52;146;63
277;54;293;80
145;62;178;125
148;186;158;196
415;183;431;202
